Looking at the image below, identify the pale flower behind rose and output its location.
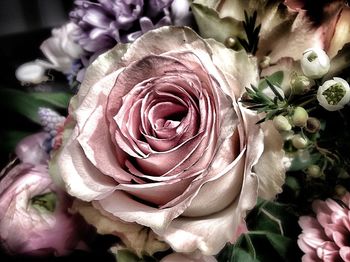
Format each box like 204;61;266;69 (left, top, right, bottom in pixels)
298;193;350;261
37;22;83;73
0;133;83;256
15;132;50;165
15;22;83;84
0;163;82;256
51;26;285;255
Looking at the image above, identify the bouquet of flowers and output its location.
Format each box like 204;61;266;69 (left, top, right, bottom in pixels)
1;0;350;261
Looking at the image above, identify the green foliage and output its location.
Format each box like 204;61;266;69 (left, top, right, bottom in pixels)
238;11;261;55
241;71;288;124
217;199;301;262
0;88;71;124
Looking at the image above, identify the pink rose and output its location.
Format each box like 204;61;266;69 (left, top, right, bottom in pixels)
0;163;82;256
52;26;285;255
160;251;217;262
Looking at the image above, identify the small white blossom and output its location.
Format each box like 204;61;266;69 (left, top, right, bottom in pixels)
15;62;48;85
301;48;330;79
317;77;350;111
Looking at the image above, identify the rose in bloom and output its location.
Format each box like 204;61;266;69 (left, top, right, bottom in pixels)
298;193;350;261
0;134;82;256
52;26;285;255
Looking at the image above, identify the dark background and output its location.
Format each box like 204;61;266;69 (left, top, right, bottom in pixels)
0;0;73;168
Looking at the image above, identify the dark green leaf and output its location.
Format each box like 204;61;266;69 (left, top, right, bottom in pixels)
115;250;140;262
265;79;284;101
217;244;258;262
29;92;72;108
0;88;70;124
265;233;294;259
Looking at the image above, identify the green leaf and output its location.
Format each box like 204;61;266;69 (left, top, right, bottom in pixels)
265;79;284;101
191;3;244;44
0;88;70;124
258;71;284;90
264;233;294;259
247;199;299;237
231;247;258;262
115;250;140;262
29;92;72;108
284;176;301;199
217;244;258;262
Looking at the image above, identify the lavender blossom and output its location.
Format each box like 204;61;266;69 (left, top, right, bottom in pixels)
70;0;191;54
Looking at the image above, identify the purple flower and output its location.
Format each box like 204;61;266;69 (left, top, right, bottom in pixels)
298;193;350;261
69;0;191;53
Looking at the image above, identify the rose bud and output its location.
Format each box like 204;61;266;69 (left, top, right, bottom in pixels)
0;163;82;256
317;77;350;111
301;48;330;79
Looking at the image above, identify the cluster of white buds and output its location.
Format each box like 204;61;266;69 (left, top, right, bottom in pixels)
300;48;350;111
38;107;65;137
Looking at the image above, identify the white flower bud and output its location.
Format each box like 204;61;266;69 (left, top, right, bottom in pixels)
260;56;271;69
292;107;308;127
306;165;321;178
301;48;330;79
335;185;347;197
290;74;314;94
273;115;292;132
317;77;350;111
292;134;308;149
15;61;48;85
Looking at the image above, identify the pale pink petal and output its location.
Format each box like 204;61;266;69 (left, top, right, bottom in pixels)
160;252;217;262
340;246;350;262
15;132;50;165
